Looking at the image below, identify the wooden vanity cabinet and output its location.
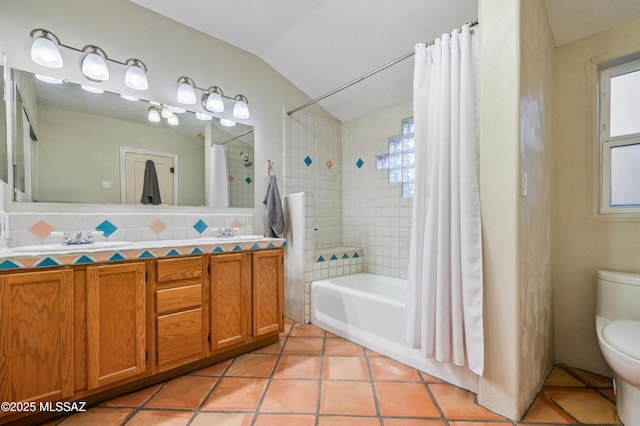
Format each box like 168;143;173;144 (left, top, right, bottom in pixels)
253;249;284;337
152;257;207;373
0;269;74;412
85;262;147;390
209;253;251;352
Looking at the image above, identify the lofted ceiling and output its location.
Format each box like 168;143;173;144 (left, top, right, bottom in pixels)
129;0;640;122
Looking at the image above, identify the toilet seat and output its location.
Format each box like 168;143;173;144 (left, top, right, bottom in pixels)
602;319;640;360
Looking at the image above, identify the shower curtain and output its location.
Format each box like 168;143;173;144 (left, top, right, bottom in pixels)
208;144;230;208
406;24;483;376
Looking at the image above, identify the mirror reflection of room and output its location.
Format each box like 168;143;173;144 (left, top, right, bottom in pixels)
10;69;254;208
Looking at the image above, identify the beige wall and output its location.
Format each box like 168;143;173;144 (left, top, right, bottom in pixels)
517;0;555;412
0;0;330;229
553;15;640;375
478;0;555;418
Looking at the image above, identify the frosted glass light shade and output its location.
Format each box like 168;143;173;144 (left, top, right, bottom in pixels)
205;92;224;112
148;108;161;122
31;36;63;68
125;62;148;90
167;114;179;126
82;51;109;81
35;74;63;84
161;106;173;119
177;81;197;104
220;118;236;127
196;112;213;121
81;84;104;94
232;98;249;119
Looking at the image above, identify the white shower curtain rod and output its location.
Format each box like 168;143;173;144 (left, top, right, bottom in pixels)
286;19;479;117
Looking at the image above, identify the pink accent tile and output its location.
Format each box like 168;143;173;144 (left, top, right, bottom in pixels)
16;258;38;268
228;175;235;183
29;220;55;239
326;160;333;170
149;219;168;235
231;218;243;229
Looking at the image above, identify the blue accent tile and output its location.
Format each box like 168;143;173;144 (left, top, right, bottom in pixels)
232;245;243;251
96;220;118;238
353;252;360;258
0;260;20;269
250;243;261;250
74;255;95;264
245;177;252;184
166;249;181;257
190;247;204;255
356;158;364;168
330;254;338;260
317;255;326;262
109;252;126;261
342;253;350;259
138;250;155;259
37;257;60;267
304;156;313;167
281;241;287;247
193;219;208;235
267;242;276;249
212;246;224;253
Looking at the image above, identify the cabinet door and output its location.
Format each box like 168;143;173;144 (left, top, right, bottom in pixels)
0;269;73;407
252;249;284;337
86;262;146;389
210;253;250;351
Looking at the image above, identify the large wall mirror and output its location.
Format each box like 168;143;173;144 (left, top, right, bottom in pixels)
0;43;8;184
10;69;254;208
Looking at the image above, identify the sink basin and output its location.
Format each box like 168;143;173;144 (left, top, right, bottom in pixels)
12;241;133;253
197;235;266;243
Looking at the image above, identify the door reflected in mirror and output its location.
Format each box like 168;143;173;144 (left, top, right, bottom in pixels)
0;43;8;184
10;69;254;208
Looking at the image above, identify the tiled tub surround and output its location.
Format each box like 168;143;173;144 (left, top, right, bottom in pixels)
6;212;254;248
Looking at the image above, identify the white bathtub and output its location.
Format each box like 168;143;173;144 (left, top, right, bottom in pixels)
311;273;478;392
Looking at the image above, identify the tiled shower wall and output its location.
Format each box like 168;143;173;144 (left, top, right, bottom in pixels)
342;100;414;279
284;109;342;249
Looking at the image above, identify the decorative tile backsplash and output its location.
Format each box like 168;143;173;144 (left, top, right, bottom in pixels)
7;212;254;247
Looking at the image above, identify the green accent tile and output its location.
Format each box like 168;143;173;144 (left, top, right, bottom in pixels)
37;257;60;267
0;260;21;269
138;250;155;259
109;253;126;261
74;255;95;264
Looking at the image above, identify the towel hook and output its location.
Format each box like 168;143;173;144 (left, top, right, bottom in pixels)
267;160;275;177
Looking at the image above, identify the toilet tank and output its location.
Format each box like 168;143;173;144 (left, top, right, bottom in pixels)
596;270;640;321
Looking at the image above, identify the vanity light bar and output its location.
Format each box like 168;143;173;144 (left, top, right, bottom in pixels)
29;28;149;91
176;75;250;120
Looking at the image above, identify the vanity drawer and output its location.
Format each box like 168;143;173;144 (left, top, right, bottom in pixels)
156;257;203;282
157;284;202;314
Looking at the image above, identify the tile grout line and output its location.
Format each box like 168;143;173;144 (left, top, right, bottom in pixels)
362;346;384;426
251;319;294;425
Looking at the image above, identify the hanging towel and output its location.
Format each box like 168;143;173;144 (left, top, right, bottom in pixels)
263;174;284;238
140;159;162;205
208;145;230;207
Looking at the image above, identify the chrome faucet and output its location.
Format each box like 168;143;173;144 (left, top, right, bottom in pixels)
61;230;100;245
214;226;236;238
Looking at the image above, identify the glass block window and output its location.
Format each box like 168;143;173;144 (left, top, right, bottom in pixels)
376;117;415;197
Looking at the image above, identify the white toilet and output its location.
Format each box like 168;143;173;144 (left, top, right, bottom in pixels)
596;270;640;426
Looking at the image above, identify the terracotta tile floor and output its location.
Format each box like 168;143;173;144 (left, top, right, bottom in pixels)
50;320;622;425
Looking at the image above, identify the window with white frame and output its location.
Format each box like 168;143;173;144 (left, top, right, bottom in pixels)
599;58;640;214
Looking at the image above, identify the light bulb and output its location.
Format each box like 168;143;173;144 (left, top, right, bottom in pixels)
30;35;63;68
161;106;172;119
